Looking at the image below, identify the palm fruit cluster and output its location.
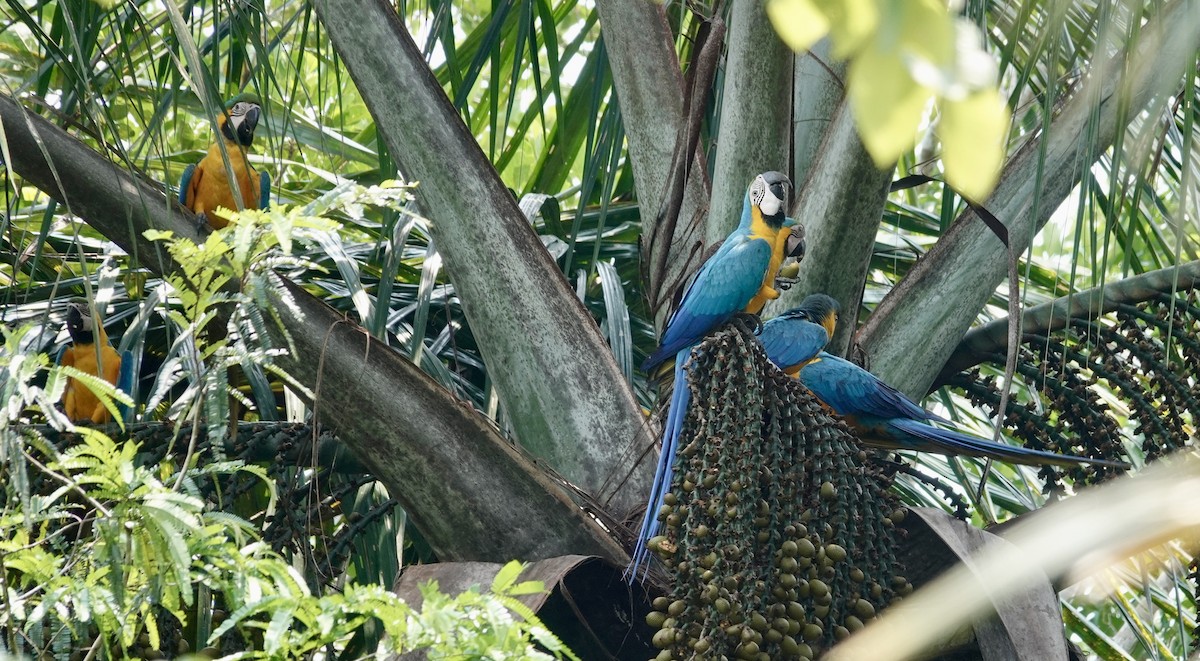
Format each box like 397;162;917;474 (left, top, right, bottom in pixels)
946;292;1199;496
937;292;1200;652
644;323;910;660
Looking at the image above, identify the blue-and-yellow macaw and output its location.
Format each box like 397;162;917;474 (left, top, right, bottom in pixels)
760;300;1129;469
57;302;134;424
179;95;270;229
756;293;839;375
631;171;797;579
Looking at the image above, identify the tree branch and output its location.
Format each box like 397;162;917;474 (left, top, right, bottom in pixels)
271;278;627;563
649;15;726;316
307;0;654;514
592;0;712;323
933;260;1200;387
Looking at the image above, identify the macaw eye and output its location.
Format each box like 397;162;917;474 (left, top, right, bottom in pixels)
750;177;766;206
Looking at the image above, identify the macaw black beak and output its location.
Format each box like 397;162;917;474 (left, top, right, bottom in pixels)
66;303;83;329
769;182;788;207
65;303;93;344
237;105;261;146
788;235;806;261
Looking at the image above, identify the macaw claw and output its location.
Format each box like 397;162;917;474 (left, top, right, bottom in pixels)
733;311;764;335
193;211;210;232
775;276;799;292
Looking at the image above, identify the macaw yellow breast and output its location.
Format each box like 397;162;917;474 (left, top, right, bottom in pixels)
61;343;122;423
785;353;821;377
185;142;262;229
745;207;790;314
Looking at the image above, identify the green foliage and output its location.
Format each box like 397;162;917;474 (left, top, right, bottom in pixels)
143;203;341;339
211;563;576;660
140;187;414;431
0;326;72;430
0;405;573;659
0;178;577;657
0;0;1197;656
0;423;282;654
406;568;577;661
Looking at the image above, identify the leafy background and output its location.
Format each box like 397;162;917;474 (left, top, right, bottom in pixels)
0;0;1197;658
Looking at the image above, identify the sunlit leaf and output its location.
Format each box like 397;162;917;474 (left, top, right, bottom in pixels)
940;88;1010;202
491;560;525;593
897;0;957;78
848;43;934;166
822;0;880;57
766;0;831;53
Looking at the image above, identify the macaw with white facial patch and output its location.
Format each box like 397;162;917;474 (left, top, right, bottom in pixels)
631;171;797;580
179;95;271;229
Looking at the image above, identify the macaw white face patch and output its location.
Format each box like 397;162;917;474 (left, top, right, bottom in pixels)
229;102;252;130
759;187;783;216
70;304;94;331
750;176;767;208
750;173;789;217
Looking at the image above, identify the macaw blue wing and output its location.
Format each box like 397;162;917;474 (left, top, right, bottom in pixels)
117;349;135;423
798;353;936;422
54;344;68;366
642;235;772;370
179;163;196;207
259;170;271;210
758;315;830;373
885;418;1128;468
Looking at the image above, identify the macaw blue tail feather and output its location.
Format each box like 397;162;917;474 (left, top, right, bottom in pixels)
117;350;135;423
887;418;1129;469
628;351;691;582
260;171;271;210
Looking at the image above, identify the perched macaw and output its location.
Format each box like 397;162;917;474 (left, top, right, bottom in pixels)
631;171;797;580
760;301;1129;469
57;302;134;424
179;95;271;229
755;293;839;375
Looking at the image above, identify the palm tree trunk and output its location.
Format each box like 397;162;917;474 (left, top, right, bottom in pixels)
307;0;655;515
704;0;792;246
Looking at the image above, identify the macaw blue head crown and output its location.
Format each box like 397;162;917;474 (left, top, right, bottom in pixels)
787;293;840;326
